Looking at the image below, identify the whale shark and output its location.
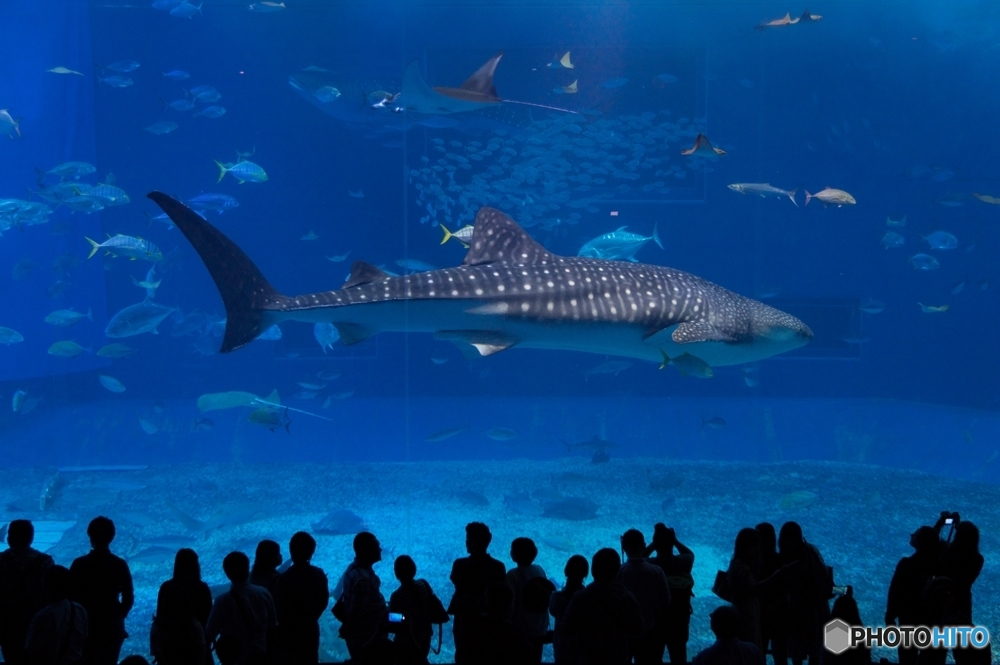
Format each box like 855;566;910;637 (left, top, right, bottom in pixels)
147;192;812;366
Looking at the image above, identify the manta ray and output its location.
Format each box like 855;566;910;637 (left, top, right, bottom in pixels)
147;193;813;367
400;52;576;115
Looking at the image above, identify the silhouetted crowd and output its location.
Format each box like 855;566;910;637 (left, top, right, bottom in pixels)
0;510;987;665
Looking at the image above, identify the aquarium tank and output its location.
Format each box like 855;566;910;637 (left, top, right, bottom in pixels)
0;0;996;662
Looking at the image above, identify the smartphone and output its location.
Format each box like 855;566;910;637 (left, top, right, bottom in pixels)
389;613;405;623
945;518;954;525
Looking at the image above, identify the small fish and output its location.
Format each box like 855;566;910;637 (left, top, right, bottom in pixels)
301;231;319;241
170;1;202;18
87;235;163;262
909;253;940;271
48;341;89;358
249;1;285;10
163;96;196;111
214;159;267;184
701;416;727;430
0;327;25;345
886;214;907;227
190;85;221;102
45;161;95;179
485;427;517;441
97;343;135;358
756;12;800;30
316;370;340;381
248;406;291;432
396;258;437;272
99;375;126;393
922;231;958;250
256;324;282;340
186;192;239;213
47;66;84;76
132;266;163;298
0;110;22;139
106;300;176;337
439;223;475;247
100;75;133;88
297;382;326;390
325;251;351;262
143;121;178;135
314;322;340;352
45;308;92;326
859;298;885;314
578;226;662;262
192;105;226;118
348;189;364;198
190;417;214;432
973;192;1000;205
162;69;190;80
881;232;905;249
547;51;574;69
934;193;966;207
585;360;633;378
805;188;856;207
425;426;469;442
139;418;159;435
951;278;967;295
659;351;713;378
601;77;628;88
12;390;27;412
919;303;949;313
681;134;726;158
727;183;797;206
104;60;140;73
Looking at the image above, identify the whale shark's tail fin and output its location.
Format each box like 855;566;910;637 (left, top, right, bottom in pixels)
147;191;287;353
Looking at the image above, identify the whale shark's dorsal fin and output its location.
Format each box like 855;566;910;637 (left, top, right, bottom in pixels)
463;207;556;266
343;260;389;288
458;52;503;99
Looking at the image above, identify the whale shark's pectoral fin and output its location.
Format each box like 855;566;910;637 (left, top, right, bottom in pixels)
333;322;373;346
435;330;518;356
343;260;390;288
671;320;739;344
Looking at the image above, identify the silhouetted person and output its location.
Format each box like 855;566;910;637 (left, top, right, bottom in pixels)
250;540;283;598
563;548;642;665
389;554;449;665
823;587;869;665
276;531;330;664
727;528;765;649
152;548;212;664
779;522;830;665
506;537;552;664
214;634;242;665
549;554;588;665
448;522;507;664
466;581;534;665
206;551;277;663
647;523;695;665
692;606;764;665
0;519;54;664
886;523;945;665
337;531;387;660
150;576;207;665
617;529;670;664
921;518;986;665
756;522;788;665
69;517;133;665
25;565;87;665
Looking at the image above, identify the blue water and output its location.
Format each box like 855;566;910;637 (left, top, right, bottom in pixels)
1;0;999;660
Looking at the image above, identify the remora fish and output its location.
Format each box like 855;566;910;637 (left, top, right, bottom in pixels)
147;193;813;367
727;183;798;207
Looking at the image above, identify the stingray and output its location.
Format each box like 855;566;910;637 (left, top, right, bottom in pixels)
681;134;727;158
400;52;576;115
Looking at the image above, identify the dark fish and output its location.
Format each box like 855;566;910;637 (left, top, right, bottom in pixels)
312;509;365;535
453;489;489;506
542;497;599;521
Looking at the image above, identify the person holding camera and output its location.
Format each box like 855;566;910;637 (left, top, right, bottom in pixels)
388;555;449;665
647;523;695;665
